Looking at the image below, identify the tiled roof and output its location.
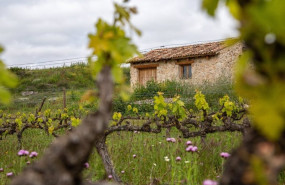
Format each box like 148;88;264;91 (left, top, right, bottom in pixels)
129;41;226;63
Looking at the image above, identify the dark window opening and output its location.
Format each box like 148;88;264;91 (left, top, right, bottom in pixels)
181;65;192;79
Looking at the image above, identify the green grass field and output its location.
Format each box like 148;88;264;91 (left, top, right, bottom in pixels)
0;125;242;185
2;65;285;184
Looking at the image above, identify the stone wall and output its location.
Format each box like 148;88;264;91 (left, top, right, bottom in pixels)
130;42;243;87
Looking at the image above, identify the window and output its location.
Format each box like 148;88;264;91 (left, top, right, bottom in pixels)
180;64;192;79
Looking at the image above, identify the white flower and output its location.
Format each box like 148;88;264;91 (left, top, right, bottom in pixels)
164;156;170;162
153;163;157;166
184;161;190;164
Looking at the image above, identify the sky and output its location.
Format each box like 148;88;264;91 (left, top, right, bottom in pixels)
0;0;239;67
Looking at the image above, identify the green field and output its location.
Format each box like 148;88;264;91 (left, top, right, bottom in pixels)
1;65;285;185
0;125;242;184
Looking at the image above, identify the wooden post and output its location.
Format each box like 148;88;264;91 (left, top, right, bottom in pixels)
63;88;66;110
63;88;67;126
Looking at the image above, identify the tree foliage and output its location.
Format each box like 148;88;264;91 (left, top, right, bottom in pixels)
202;0;285;140
0;46;17;104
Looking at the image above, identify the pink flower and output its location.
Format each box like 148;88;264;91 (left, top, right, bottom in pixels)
186;146;198;152
203;179;218;185
6;172;13;177
18;149;29;156
220;152;230;159
26;161;31;165
166;137;176;143
133;154;137;158
176;156;181;161
186;146;193;152
191;146;198;152
84;162;89;168
134;131;138;133
29;151;38;158
186;141;192;145
121;170;125;174
108;175;113;179
0;168;3;172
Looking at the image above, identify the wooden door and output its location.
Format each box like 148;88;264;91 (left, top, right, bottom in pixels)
138;68;157;85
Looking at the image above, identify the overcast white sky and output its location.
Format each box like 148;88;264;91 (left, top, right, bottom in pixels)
0;0;239;66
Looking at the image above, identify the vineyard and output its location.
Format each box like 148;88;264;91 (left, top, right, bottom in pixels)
1;0;285;184
0;88;253;184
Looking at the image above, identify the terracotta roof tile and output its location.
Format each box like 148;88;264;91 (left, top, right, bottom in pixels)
129;41;226;63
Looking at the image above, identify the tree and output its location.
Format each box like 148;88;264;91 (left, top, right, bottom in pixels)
202;0;285;184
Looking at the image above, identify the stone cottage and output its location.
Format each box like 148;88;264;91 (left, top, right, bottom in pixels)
129;41;243;87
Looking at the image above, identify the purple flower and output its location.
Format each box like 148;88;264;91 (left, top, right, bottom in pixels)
220;152;231;159
84;162;89;168
191;146;198;152
186;141;192;145
121;170;125;174
133;154;137;158
6;172;13;177
0;168;3;172
29;151;38;158
186;146;198;152
203;179;218;185
186;146;193;152
134;131;138;134
108;175;113;179
166;137;176;143
176;156;181;161
18;149;29;156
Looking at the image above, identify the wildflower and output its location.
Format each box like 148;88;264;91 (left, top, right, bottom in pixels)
176;156;181;161
18;149;29;156
108;175;113;179
121;170;125;174
186;146;198;152
6;172;13;177
186;141;192;145
0;168;3;172
84;162;89;168
134;131;138;134
220;152;231;159
184;161;190;164
153;163;157;166
26;161;30;165
166;137;176;143
164;156;170;162
203;179;218;185
186;146;193;152
133;154;137;158
191;146;198;152
29;151;38;158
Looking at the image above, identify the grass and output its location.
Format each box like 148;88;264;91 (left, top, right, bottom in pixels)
9;64;130;93
0;123;242;185
3;65;285;184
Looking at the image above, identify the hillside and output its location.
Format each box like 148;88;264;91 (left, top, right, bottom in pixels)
1;63;130;112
